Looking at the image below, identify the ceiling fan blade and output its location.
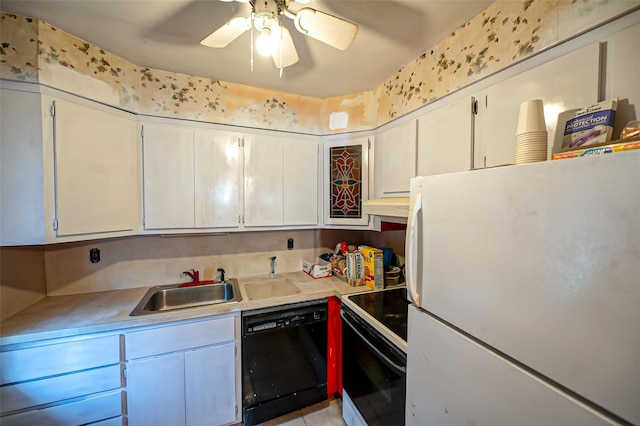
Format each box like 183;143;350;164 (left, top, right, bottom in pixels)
293;8;358;50
272;26;299;68
200;16;250;48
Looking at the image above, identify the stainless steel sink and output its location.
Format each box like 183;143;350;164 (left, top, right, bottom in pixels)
130;279;241;316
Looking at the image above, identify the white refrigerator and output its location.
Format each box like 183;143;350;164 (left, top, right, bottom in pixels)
404;152;639;425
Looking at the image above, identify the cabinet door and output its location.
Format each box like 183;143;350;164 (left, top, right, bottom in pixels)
476;42;600;167
185;343;237;426
0;88;45;245
126;353;186;426
194;129;241;228
243;135;283;227
53;98;138;236
417;97;474;176
283;137;318;226
142;123;194;229
323;136;370;226
603;23;640;139
375;120;416;195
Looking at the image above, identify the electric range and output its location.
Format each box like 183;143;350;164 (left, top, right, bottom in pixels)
340;286;408;425
341;286;408;352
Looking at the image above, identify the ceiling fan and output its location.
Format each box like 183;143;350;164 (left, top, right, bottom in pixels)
200;0;359;71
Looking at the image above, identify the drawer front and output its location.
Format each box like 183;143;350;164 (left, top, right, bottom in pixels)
1;364;121;414
88;415;124;426
125;316;235;360
1;334;121;384
0;389;122;426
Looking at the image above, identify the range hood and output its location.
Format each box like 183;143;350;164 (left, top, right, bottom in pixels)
363;197;410;223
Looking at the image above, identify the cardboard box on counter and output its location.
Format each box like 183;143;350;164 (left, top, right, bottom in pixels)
345;252;365;287
562;99;617;151
552;140;640;159
360;246;384;291
302;258;332;279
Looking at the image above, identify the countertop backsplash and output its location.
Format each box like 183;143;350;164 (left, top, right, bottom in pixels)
1;228;403;320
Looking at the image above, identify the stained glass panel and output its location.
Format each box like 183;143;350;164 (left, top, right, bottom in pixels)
329;145;362;219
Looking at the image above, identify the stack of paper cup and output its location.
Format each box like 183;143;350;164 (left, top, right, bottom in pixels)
515;99;547;164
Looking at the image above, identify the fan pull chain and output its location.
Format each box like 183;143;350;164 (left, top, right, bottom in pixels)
278;16;283;78
250;13;255;72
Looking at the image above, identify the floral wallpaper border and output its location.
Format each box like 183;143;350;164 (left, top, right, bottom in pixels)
1;1;638;134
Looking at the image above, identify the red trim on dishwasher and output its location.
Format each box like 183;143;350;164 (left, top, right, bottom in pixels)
327;296;342;397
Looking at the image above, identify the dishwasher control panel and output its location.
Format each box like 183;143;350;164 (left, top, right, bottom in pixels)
242;300;327;335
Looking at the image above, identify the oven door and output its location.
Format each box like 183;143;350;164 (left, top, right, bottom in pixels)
341;306;406;425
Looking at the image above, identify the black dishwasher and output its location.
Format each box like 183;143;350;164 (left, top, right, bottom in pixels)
242;299;328;426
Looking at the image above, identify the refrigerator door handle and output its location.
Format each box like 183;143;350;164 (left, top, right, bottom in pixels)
406;192;422;305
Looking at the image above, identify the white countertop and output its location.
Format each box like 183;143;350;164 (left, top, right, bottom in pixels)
0;272;372;347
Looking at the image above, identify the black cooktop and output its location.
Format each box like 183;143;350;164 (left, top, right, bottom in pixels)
348;287;408;341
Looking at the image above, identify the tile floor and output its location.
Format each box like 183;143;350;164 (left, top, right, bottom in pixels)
261;398;345;426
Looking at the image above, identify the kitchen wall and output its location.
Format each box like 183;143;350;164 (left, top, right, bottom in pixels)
2;1;637;134
41;230;324;296
0;227;399;315
1;0;637;315
0;246;47;321
38;229;387;297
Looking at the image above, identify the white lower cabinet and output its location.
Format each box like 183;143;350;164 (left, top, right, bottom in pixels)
126;352;186;426
124;315;240;426
0;334;123;426
185;343;237;426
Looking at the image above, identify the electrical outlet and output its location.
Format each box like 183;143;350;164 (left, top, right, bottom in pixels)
89;248;100;263
287;238;294;250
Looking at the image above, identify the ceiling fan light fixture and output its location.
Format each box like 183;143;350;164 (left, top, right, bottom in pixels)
201;0;358;71
294;8;358;50
255;27;274;56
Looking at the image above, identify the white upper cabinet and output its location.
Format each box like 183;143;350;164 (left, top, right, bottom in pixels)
142;122;242;230
374;120;417;196
322;135;370;227
475;42;600;168
283;137;318;226
0;84;139;245
194;129;241;228
244;134;319;227
417;96;474;176
51;98;139;237
243;134;284;227
602;23;640;139
1;87;46;245
142;123;195;229
142;119;318;231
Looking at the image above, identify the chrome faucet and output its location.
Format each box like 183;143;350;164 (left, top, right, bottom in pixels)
270;256;277;278
182;269;200;282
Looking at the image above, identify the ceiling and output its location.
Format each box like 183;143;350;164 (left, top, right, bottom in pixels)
1;0;493;98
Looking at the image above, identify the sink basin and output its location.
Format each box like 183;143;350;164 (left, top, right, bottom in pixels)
130;279;241;316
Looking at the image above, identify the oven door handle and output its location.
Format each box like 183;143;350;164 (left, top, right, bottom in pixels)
340;310;407;375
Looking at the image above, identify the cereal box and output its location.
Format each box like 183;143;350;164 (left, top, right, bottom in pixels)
345;252;364;287
360;246;384;291
552;140;640;159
